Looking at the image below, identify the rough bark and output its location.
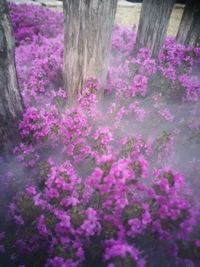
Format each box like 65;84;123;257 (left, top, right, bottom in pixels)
176;0;200;46
63;0;118;100
134;0;175;58
0;0;23;157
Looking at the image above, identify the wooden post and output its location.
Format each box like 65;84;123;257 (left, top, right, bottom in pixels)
176;0;200;46
63;0;118;100
0;0;23;157
135;0;175;58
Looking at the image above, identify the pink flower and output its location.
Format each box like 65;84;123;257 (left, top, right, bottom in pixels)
131;75;148;97
195;240;200;248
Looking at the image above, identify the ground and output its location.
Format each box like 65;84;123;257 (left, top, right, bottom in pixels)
115;4;184;36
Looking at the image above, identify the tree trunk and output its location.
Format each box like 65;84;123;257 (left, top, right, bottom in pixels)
0;0;23;158
135;0;175;58
63;0;118;100
176;0;200;46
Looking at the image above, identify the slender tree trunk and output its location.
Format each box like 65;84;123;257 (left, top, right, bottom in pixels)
176;0;200;46
0;0;23;158
134;0;175;58
63;0;118;100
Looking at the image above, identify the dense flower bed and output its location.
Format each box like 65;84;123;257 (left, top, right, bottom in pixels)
0;3;200;267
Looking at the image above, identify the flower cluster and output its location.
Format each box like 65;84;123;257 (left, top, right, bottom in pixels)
9;3;63;45
0;3;200;267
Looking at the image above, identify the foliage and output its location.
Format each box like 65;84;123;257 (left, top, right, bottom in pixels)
0;3;200;267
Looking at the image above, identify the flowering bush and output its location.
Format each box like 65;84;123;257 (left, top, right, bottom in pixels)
8;3;63;45
0;3;200;267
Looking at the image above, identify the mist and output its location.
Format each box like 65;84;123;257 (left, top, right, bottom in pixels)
1;3;200;267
